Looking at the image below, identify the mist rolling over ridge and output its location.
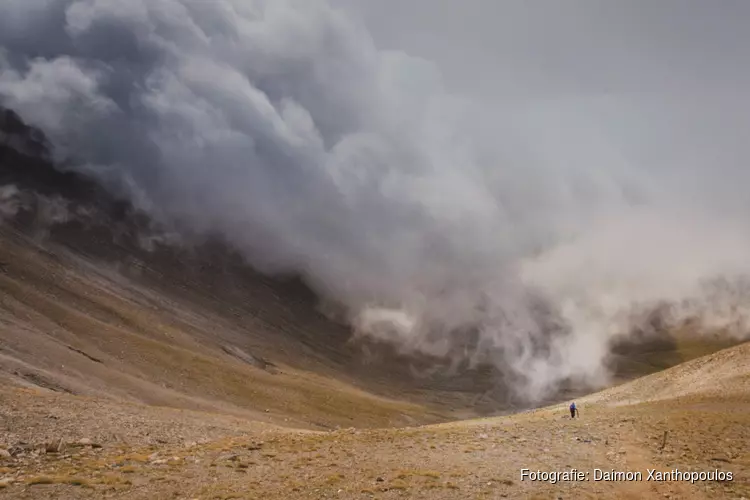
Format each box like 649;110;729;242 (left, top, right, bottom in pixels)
2;0;750;402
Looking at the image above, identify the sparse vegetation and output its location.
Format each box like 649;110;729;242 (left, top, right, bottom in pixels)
26;476;55;486
1;345;749;499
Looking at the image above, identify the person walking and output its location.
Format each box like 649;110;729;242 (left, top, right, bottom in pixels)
569;402;579;418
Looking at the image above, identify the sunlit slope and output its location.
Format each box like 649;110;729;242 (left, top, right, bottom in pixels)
589;340;750;405
0;341;747;499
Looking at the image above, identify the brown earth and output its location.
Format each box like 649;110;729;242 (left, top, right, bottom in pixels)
0;342;747;499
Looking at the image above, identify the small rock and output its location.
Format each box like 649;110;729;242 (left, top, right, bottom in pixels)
376;477;385;482
45;438;65;454
478;433;489;439
150;459;167;465
0;449;11;458
78;438;92;446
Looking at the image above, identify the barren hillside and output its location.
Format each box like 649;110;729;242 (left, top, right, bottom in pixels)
0;105;518;428
0;107;748;499
0;342;747;499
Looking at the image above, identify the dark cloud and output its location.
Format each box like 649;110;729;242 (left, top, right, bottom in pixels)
1;0;749;400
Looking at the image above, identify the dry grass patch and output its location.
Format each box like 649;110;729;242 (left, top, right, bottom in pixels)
64;477;93;487
25;475;94;487
123;453;152;463
396;469;441;480
26;475;55;485
325;473;345;484
385;480;409;491
96;473;132;486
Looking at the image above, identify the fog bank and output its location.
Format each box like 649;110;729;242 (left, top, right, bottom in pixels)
2;0;750;400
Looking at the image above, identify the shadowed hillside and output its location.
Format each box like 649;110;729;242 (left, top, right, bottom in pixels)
0;105;528;427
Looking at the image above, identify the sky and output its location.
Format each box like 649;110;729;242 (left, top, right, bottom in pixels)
338;1;750;96
1;0;750;400
343;0;750;199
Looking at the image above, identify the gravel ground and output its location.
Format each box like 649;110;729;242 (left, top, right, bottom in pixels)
1;343;748;500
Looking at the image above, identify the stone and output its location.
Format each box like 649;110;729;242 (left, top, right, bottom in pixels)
45;438;65;454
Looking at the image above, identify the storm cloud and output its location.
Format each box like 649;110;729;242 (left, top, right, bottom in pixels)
2;0;750;400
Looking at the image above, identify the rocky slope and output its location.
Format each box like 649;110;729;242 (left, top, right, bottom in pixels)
0;342;747;499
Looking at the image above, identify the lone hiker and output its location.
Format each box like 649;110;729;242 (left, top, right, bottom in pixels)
569;402;579;418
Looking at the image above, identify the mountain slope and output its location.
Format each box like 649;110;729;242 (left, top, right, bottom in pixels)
1;106;749;498
0;340;747;499
1;105;520;427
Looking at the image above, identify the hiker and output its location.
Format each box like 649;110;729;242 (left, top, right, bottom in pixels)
569;402;579;418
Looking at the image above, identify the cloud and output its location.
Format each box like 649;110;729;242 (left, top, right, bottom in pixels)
1;0;749;401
